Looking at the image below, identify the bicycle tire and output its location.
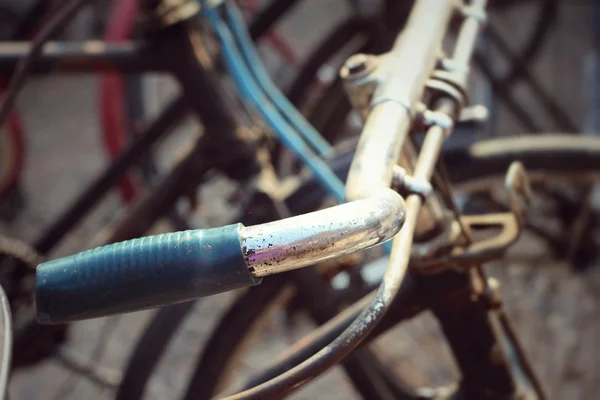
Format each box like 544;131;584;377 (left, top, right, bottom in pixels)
181;134;600;399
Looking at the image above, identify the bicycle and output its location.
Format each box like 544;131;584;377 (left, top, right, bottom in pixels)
114;2;599;398
0;0;596;398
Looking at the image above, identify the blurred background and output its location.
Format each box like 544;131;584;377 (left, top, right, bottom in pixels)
0;0;598;399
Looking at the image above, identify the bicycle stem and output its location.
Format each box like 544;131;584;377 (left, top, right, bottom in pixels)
345;0;455;201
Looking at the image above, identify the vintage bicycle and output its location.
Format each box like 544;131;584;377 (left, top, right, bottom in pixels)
0;0;598;399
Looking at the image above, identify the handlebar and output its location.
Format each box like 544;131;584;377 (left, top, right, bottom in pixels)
32;0;493;397
36;189;404;324
345;0;454;201
35;0;480;344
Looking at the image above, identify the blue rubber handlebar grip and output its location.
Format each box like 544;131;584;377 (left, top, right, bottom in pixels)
35;224;259;324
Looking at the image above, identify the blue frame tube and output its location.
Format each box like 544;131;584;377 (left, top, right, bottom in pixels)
224;2;334;158
202;4;345;201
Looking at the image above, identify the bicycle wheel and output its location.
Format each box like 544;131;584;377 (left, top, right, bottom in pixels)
182;134;600;400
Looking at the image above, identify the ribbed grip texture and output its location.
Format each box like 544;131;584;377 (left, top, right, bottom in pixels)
35;224;258;324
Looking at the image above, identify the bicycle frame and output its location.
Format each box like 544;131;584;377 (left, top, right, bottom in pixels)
7;0;550;398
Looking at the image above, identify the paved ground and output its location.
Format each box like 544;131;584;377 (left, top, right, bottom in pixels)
1;1;599;399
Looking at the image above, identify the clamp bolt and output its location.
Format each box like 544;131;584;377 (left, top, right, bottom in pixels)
341;54;376;78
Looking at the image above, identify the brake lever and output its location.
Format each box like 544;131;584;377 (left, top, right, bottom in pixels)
411;162;532;273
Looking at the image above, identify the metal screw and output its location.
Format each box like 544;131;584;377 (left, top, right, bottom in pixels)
344;54;370;75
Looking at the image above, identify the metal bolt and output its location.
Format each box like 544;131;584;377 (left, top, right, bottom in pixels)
344;54;371;75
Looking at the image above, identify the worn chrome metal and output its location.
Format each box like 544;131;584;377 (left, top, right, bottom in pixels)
222;0;534;397
226;192;410;399
416;126;448;181
345;0;457;201
340;54;382;121
439;57;470;75
420;109;454;136
242;189;405;277
425;78;467;116
425;0;488;113
342;0;483;203
345;102;412;200
342;54;374;76
397;130;446;236
459;1;488;30
371;0;456;111
411;216;462;259
392;166;433;198
226;0;546;397
388;98;458;275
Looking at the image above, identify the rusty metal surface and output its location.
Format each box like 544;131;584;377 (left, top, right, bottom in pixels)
344;0;456;202
2;1;599;399
242;188;404;277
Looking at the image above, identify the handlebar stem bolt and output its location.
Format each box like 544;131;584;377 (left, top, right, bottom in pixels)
343;54;374;76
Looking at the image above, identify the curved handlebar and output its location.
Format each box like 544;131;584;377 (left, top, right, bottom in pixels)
35;189;404;324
